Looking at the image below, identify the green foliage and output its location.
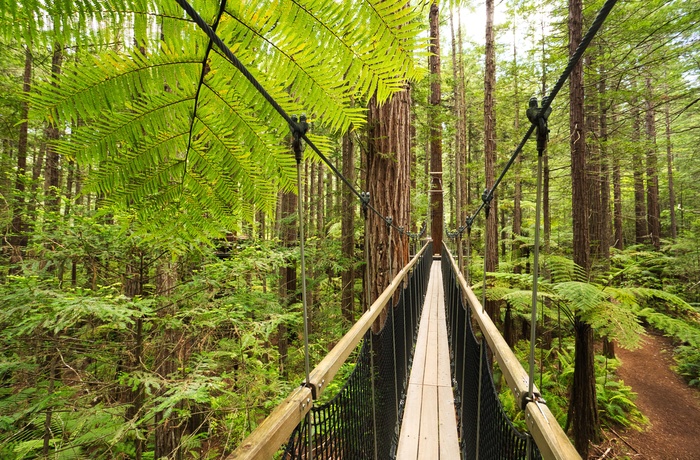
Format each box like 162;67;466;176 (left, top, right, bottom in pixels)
0;217;342;458
500;339;647;434
674;346;700;388
23;0;426;235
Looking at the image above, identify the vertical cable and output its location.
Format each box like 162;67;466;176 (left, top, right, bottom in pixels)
296;160;314;460
529;103;548;401
387;220;400;434
529;151;542;400
290;116;313;460
362;196;379;460
475;340;484;460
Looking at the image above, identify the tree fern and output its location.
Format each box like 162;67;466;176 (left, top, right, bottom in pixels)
24;0;425;234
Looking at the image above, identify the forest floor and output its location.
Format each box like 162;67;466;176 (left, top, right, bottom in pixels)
591;331;700;460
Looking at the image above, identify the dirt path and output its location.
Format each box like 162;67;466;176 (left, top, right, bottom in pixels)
610;332;700;460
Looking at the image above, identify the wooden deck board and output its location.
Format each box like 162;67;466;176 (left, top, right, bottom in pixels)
397;261;460;459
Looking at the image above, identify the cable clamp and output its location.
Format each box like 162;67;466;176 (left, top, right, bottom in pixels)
360;192;370;219
302;381;318;400
482;189;492;217
290;114;309;163
526;97;551;155
521;391;545;411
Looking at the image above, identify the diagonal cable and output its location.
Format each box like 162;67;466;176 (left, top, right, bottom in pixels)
174;0;410;232
459;0;619;233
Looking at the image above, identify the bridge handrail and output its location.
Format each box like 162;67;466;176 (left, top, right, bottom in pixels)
229;241;431;460
308;241;430;397
443;247;581;460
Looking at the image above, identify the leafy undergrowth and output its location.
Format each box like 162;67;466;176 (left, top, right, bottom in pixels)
498;338;647;434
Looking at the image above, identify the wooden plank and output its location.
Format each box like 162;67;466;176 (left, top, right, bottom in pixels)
436;315;452;388
418;384;439;460
409;290;431;384
396;382;423;459
227;386;313;460
423;322;439;386
443;247;581;460
438;385;460;459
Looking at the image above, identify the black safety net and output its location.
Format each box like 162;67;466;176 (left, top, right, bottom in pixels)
441;246;541;460
282;242;432;459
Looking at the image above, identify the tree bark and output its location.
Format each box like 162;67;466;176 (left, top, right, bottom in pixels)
599;62;611;263
277;188;297;375
10;46;32;267
645;77;661;249
511;21;522;273
341;132;355;323
585;54;601;260
568;319;600;452
484;0;499;321
44;44;63;213
664;92;677;240
429;2;443;255
366;86;411;330
632;95;647;244
568;0;598;455
612;106;624;250
154;261;185;460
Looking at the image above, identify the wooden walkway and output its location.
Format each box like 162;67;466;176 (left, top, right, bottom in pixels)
396;260;460;459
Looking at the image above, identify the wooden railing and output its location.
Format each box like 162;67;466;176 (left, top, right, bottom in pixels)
228;242;431;460
443;248;581;460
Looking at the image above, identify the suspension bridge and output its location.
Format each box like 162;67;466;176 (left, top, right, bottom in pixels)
228;243;579;460
171;0;621;457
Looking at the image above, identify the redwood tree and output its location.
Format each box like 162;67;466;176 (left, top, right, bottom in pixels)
429;1;443;255
568;0;599;455
484;0;499;321
366;88;411;330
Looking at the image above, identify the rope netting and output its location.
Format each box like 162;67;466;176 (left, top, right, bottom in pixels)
282;242;432;460
442;246;541;460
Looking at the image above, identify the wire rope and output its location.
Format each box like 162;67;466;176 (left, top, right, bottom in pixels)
458;0;620;230
175;0;411;235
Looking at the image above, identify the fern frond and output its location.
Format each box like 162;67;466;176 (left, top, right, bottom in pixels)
552;281;606;315
28;0;423;234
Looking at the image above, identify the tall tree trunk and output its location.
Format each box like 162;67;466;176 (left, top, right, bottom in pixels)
664;91;677;240
484;0;499;321
317;162;325;237
154;261;185;460
645;77;661;249
511;21;522;273
450;8;463;267
599;62;611;263
123;251;144;460
10;46;32;267
429;2;443;255
44;44;63;213
341;132;355;323
612;106;624;250
632;95;647;244
277;189;297;375
541;21;551;253
366;86;411;330
585;54;601;261
568;0;598;455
